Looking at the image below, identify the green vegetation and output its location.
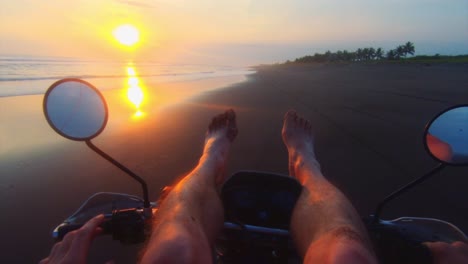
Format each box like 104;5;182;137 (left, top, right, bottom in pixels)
404;54;468;63
291;42;468;64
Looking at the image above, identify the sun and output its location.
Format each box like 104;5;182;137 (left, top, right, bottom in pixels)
113;24;140;46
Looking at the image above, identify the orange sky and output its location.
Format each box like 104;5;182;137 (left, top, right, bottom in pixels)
1;0;467;65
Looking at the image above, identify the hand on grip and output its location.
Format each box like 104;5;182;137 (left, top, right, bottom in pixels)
40;215;105;264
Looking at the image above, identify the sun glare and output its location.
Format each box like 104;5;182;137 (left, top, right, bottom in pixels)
113;25;140;46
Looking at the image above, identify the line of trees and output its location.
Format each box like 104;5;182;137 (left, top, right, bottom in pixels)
293;42;415;63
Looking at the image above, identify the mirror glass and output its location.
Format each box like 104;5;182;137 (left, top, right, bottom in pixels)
44;79;108;141
425;106;468;165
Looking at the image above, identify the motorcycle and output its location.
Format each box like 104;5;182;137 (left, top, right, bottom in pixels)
43;78;467;263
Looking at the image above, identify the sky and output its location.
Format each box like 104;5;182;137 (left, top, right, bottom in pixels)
1;0;467;65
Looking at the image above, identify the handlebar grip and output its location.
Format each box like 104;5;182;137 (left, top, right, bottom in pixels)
54;224;83;241
53;219;112;241
53;210;146;244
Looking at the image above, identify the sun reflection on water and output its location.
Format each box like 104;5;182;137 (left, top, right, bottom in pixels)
133;109;145;119
125;65;146;118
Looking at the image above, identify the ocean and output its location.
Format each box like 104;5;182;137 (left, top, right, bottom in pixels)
0;55;254;97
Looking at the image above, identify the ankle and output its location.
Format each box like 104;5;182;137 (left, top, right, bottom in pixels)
290;153;322;183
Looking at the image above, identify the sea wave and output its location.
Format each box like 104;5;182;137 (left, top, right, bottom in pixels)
0;71;216;82
0;56;253;97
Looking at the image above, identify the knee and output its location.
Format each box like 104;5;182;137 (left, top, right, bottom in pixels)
330;226;366;244
303;226;377;264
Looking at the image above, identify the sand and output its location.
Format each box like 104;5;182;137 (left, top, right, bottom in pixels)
1;63;467;263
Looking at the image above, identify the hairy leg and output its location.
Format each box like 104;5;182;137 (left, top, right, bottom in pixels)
140;110;238;264
282;110;377;264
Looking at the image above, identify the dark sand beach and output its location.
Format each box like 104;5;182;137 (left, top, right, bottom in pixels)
1;63;467;263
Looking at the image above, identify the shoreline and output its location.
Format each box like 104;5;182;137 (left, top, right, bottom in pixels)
0;68;255;98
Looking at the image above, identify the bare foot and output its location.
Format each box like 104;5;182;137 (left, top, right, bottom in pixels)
201;109;238;183
282;110;320;181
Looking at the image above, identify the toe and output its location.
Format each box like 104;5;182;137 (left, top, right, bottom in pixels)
284;109;297;120
284;109;297;128
209;117;216;131
227;109;238;141
214;114;225;129
226;109;236;120
227;112;237;128
227;127;238;141
299;117;305;127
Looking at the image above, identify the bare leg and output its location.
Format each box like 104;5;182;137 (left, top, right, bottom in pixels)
141;110;237;263
282;110;377;264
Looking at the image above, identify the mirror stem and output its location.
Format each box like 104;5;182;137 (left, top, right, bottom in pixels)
373;163;445;223
85;140;151;209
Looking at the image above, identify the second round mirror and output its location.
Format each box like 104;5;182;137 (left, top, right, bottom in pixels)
425;105;468;165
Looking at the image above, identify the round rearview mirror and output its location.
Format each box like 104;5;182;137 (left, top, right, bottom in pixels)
43;78;108;141
424;105;468;165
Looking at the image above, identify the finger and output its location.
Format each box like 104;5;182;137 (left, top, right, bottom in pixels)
46;241;68;264
48;231;80;262
81;214;105;235
92;227;104;238
76;215;105;244
452;241;468;256
44;216;103;264
424;241;450;260
61;230;77;249
48;241;64;259
39;257;50;264
66;215;105;261
452;241;468;249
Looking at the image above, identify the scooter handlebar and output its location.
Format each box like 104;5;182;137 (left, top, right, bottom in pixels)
53;218;113;241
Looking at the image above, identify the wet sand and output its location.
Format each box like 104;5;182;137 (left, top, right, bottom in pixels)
1;63;468;263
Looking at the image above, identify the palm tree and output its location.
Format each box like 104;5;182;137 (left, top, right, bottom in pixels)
395;46;405;59
336;50;343;61
342;50;352;61
343;50;355;61
362;48;369;60
375;48;384;60
403;41;415;57
325;50;332;61
386;50;396;60
356;48;364;61
368;47;376;60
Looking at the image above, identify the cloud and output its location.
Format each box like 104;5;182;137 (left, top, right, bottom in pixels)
115;0;155;8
